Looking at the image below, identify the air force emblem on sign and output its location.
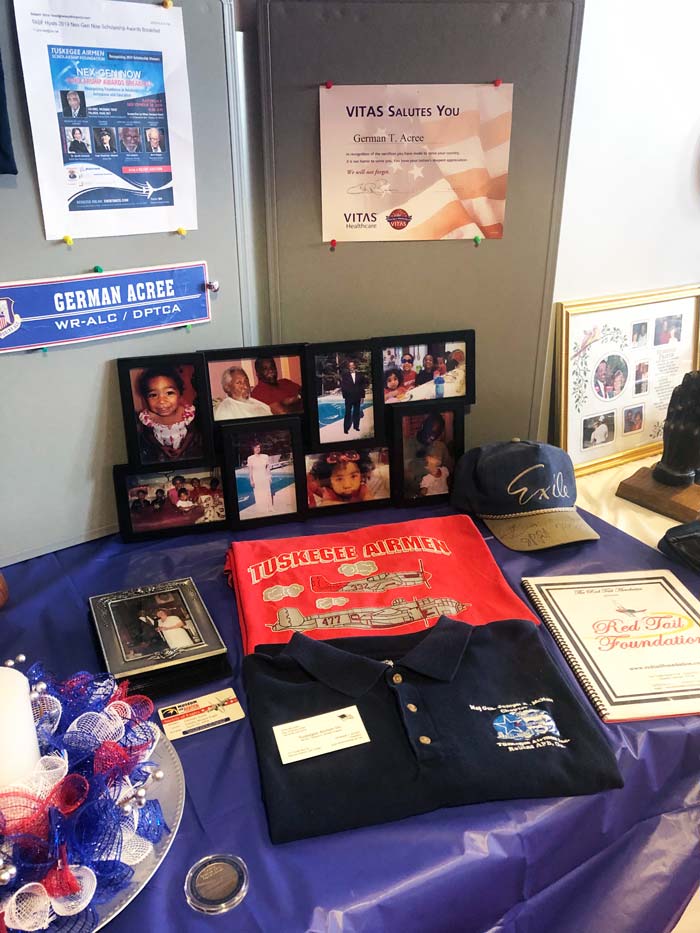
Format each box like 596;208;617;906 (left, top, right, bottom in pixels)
0;298;21;340
492;707;560;742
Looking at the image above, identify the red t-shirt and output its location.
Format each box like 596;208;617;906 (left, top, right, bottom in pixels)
224;515;537;653
251;379;302;408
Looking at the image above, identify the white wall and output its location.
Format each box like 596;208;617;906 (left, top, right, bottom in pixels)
554;0;700;301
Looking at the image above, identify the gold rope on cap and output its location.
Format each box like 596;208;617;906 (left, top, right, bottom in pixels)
479;507;577;520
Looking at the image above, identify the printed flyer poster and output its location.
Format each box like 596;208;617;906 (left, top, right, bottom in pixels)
319;83;512;242
13;0;197;239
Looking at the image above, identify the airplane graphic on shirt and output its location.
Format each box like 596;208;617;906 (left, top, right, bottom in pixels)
310;561;432;594
271;595;468;632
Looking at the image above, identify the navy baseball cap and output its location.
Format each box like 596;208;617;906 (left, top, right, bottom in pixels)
451;439;599;551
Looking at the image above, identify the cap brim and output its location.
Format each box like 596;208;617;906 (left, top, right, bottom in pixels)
482;509;600;551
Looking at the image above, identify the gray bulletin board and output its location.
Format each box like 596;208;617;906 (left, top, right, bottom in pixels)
260;0;584;447
0;0;244;565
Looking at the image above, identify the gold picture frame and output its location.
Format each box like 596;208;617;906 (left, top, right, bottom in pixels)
556;285;700;476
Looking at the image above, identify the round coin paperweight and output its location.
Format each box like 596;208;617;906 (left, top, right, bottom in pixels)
184;854;249;914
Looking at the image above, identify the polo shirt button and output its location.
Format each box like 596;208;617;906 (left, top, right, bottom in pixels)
406;703;418;713
419;735;431;745
392;673;403;684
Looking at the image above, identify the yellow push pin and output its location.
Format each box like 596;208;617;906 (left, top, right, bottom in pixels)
162;0;173;8
176;227;187;237
63;235;74;246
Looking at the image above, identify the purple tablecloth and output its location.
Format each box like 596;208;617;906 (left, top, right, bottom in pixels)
2;506;699;933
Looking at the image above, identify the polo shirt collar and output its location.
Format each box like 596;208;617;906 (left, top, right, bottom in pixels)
281;617;473;697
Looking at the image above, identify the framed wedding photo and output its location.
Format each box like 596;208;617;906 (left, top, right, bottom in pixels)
556;285;700;474
117;352;213;468
113;463;227;541
203;344;306;424
305;447;391;514
378;330;476;406
305;340;384;450
89;577;229;694
220;418;305;528
390;402;465;505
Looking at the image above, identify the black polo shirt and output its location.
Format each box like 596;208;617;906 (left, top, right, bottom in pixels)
244;617;623;844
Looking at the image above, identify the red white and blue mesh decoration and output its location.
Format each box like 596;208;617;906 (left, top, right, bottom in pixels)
0;663;168;933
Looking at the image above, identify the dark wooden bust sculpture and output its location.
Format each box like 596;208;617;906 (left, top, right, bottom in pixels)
617;371;700;520
652;371;700;486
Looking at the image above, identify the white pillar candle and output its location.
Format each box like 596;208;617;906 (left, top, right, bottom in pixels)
0;667;41;789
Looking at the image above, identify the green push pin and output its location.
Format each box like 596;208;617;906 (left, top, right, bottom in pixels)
93;265;103;273
473;235;482;247
41;347;48;354
185;324;192;331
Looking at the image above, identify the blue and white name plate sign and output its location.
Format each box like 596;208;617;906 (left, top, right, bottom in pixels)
0;261;210;353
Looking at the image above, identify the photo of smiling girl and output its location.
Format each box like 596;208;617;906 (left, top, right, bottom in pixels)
135;365;203;463
305;448;390;509
119;355;211;467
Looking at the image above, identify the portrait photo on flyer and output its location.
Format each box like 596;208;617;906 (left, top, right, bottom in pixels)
113;463;227;542
117;352;213;469
305;340;384;450
390;401;465;506
203;344;306;424
220;418;306;529
305;447;391;514
89;578;228;691
377;330;476;407
556;286;700;475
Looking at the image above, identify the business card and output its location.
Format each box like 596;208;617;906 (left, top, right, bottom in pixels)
272;705;370;764
158;688;244;740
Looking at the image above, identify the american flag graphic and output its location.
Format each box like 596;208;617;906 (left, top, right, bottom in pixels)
320;83;512;242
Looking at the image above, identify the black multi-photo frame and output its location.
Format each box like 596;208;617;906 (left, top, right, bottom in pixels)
220;417;306;529
377;330;476;407
113;462;227;542
304;340;385;451
112;330;475;537
389;401;466;506
202;343;307;426
117;352;214;469
89;577;230;695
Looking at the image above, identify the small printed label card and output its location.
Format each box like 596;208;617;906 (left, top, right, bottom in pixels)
272;705;370;764
158;688;244;741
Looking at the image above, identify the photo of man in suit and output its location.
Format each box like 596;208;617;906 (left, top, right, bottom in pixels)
93;128;116;153
145;127;166;153
61;90;87;119
119;126;142;153
593;360;608;400
341;359;366;434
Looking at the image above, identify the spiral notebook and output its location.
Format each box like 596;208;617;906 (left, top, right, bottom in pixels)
521;569;700;723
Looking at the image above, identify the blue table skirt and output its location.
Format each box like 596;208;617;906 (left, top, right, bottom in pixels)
2;506;699;933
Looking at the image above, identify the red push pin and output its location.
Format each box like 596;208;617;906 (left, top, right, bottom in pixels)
493;78;503;87
330;238;337;252
324;81;333;90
